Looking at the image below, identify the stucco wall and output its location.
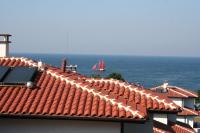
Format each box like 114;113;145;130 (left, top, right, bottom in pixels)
171;98;183;107
186;116;194;128
177;116;194;128
0;44;9;57
177;116;186;123
0;119;121;133
153;113;168;125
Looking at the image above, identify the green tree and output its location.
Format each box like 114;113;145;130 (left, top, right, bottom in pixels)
196;90;200;104
106;72;125;81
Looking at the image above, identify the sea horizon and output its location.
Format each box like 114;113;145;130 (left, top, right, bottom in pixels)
11;52;200;59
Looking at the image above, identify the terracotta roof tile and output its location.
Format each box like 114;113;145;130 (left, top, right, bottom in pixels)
150;85;198;98
150;85;198;118
178;107;198;116
86;78;180;112
0;57;180;122
153;120;196;133
56;82;70;115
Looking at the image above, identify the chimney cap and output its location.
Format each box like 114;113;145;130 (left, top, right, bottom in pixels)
0;34;12;36
162;81;169;89
0;41;11;44
61;58;67;72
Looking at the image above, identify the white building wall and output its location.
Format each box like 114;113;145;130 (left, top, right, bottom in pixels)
177;116;194;128
0;44;9;57
0;119;121;133
177;116;186;123
153;114;168;125
171;98;184;107
184;98;195;109
186;116;194;128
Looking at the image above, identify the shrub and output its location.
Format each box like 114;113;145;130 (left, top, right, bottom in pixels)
106;72;125;81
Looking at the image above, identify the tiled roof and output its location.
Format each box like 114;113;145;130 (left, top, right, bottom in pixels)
153;120;172;133
0;57;145;121
86;78;180;112
150;85;198;98
150;84;198;117
153;120;196;133
0;57;180;122
178;107;199;116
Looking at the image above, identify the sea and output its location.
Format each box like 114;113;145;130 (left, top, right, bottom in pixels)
12;53;200;92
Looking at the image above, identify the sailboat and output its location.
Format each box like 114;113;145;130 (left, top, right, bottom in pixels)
92;60;106;71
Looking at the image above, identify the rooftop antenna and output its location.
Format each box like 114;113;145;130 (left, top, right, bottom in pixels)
64;32;78;72
66;32;70;55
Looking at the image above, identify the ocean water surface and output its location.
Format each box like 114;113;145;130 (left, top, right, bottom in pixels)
13;53;200;92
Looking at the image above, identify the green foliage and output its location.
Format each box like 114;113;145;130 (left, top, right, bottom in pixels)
90;72;125;81
106;72;125;81
196;90;200;104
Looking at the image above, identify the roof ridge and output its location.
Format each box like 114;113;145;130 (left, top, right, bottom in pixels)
87;78;178;110
19;57;38;67
169;87;188;97
171;85;198;97
46;70;145;119
0;57;38;67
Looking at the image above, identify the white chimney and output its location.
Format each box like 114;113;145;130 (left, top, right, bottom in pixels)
0;34;11;57
162;82;168;89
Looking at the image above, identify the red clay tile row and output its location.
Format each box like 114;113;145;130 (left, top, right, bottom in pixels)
86;79;180;112
153;120;196;133
0;57;147;121
0;58;36;67
150;85;198;98
0;72;143;120
0;57;181;122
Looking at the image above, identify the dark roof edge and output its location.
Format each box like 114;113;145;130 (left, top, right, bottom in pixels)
0;34;12;36
148;110;180;114
0;41;11;44
0;114;146;123
168;96;197;98
177;114;198;116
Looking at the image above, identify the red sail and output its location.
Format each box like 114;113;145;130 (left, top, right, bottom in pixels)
92;64;97;70
101;60;105;69
98;60;105;71
98;60;102;70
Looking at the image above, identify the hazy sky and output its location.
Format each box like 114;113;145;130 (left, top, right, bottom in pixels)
1;0;200;57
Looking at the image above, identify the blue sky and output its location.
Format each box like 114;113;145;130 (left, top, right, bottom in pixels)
1;0;200;57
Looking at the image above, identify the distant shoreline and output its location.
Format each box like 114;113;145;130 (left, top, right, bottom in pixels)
11;53;200;59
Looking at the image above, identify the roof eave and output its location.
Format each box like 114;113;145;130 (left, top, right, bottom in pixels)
0;113;146;123
148;109;180;114
177;114;198;116
168;96;198;98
